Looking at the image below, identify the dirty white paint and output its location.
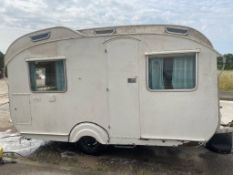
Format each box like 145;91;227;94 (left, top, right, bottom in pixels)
220;100;233;125
0;92;44;156
0;130;44;156
5;25;220;146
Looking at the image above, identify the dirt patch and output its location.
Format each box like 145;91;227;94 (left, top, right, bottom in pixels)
28;141;233;175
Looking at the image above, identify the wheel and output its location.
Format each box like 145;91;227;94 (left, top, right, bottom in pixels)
206;133;232;154
77;136;103;155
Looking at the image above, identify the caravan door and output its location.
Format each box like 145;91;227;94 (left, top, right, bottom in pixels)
105;38;140;140
27;58;68;134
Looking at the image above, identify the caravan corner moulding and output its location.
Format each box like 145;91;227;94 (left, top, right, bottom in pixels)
5;24;231;155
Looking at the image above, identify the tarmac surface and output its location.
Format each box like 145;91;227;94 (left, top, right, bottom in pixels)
0;79;233;175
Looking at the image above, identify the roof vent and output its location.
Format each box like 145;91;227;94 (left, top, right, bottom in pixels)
95;28;115;35
30;32;51;42
165;27;188;35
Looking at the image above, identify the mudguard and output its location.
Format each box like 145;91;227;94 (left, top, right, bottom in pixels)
69;122;109;144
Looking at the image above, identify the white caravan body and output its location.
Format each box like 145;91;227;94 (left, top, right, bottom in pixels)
5;25;221;146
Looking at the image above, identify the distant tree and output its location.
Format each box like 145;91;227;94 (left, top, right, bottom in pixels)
0;51;3;68
217;56;224;70
0;51;4;78
224;54;233;70
217;54;233;70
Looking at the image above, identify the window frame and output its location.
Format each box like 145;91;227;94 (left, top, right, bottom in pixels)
26;57;67;93
145;50;199;92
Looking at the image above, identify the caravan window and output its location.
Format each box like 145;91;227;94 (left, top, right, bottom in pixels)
148;53;196;90
28;60;66;92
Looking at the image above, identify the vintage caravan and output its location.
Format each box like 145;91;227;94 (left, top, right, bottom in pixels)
5;25;233;154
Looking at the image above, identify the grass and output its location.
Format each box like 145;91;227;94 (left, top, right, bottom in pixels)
218;70;233;92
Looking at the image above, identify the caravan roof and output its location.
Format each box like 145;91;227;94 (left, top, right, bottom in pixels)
5;24;215;65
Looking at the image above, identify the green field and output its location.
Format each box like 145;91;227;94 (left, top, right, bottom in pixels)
218;70;233;92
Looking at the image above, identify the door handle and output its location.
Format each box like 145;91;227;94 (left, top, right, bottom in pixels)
127;77;137;83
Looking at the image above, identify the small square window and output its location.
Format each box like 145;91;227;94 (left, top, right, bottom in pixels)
28;60;66;92
148;53;196;90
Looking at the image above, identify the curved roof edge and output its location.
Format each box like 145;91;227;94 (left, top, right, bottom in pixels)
5;24;219;65
78;24;213;48
5;26;83;65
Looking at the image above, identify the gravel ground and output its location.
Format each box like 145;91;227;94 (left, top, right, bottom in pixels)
0;79;233;175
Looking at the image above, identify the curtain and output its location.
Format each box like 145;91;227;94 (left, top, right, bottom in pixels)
172;56;195;89
163;58;173;89
149;58;164;89
55;60;65;91
29;62;37;91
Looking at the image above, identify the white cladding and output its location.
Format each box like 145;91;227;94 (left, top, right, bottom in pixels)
5;25;220;146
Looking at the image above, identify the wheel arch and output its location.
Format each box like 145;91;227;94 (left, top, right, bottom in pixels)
68;122;110;144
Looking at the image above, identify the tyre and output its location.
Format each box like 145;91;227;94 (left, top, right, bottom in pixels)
206;133;232;154
77;136;103;155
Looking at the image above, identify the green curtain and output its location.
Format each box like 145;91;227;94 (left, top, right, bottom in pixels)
29;62;37;91
172;56;195;89
149;58;164;89
55;60;65;91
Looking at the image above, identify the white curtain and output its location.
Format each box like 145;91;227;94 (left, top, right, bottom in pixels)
55;60;65;91
172;56;195;89
149;58;164;89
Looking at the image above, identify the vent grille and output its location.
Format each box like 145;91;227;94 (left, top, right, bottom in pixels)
166;27;188;35
95;28;115;35
30;32;50;42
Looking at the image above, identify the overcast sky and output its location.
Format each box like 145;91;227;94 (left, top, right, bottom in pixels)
0;0;232;54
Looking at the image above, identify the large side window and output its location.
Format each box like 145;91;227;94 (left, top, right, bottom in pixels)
148;53;196;90
28;60;66;92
